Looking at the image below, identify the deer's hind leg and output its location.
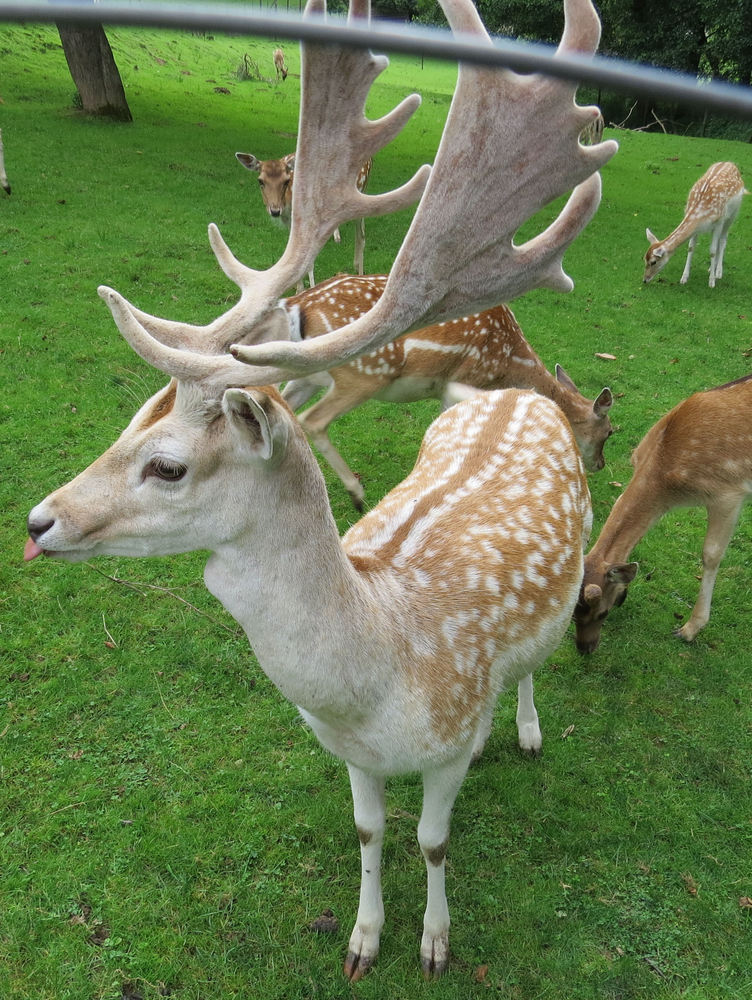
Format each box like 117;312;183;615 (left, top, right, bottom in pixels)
675;496;744;641
296;376;392;510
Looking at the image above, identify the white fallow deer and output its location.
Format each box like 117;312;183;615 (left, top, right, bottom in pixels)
254;273;614;509
0;127;10;195
236;151;373;288
273;47;288;80
25;0;617;980
643;161;747;288
574;373;752;653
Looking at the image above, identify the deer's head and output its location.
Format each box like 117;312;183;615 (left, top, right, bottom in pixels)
25;291;324;566
573;557;639;653
643;228;673;283
236;152;296;223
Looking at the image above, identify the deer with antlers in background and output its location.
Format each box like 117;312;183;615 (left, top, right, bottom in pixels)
643;161;747;288
236;151;372;288
574;373;752;653
273;47;288;80
25;0;617;980
263;274;614;509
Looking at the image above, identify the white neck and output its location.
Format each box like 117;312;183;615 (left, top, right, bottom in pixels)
202;468;385;718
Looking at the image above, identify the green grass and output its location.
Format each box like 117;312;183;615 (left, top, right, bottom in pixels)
2;18;752;1000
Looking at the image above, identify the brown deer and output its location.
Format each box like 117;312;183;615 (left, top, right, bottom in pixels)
25;0;617;980
643;161;747;287
236;152;373;287
574;374;752;653
272;274;614;509
273;47;288;80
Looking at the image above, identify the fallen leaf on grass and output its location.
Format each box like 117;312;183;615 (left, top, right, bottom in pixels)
595;352;617;361
739;896;752;909
474;964;489;983
682;873;698;896
561;724;575;739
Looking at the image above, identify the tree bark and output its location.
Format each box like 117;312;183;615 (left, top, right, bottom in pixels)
57;22;132;122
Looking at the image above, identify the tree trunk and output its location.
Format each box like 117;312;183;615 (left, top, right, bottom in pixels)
57;22;132;122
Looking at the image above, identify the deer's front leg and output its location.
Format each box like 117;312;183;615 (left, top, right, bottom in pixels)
344;765;385;982
418;752;473;979
681;234;698;284
515;672;542;756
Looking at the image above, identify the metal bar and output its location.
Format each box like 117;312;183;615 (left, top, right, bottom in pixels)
1;1;751;118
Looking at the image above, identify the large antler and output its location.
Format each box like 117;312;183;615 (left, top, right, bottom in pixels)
287;0;430;259
229;0;617;377
108;0;429;355
96;285;288;391
102;0;617;389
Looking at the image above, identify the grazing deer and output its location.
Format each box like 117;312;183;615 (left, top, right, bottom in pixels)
273;47;288;80
574;374;752;653
0;127;10;195
643;161;747;287
26;0;617;979
235;151;372;287
271;274;614;509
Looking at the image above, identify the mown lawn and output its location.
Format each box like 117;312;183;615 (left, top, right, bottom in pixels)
1;14;751;1000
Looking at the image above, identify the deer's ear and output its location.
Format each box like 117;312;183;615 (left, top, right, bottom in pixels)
555;364;578;393
593;386;613;417
223;388;289;464
606;562;638;585
645;227;658;244
236;152;261;172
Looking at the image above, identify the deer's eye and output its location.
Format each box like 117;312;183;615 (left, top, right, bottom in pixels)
144;458;187;482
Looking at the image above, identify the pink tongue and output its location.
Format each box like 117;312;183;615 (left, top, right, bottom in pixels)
24;537;43;562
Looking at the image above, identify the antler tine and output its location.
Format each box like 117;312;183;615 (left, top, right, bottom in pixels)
99;0;428;357
283;0;429;269
207;220;263;290
232;0;618;379
558;0;601;53
346;0;370;21
495;171;603;298
98;286;289;390
98;223;281;356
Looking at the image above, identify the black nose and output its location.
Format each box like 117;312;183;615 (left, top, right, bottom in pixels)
576;637;599;655
28;516;55;542
270;208;281;217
